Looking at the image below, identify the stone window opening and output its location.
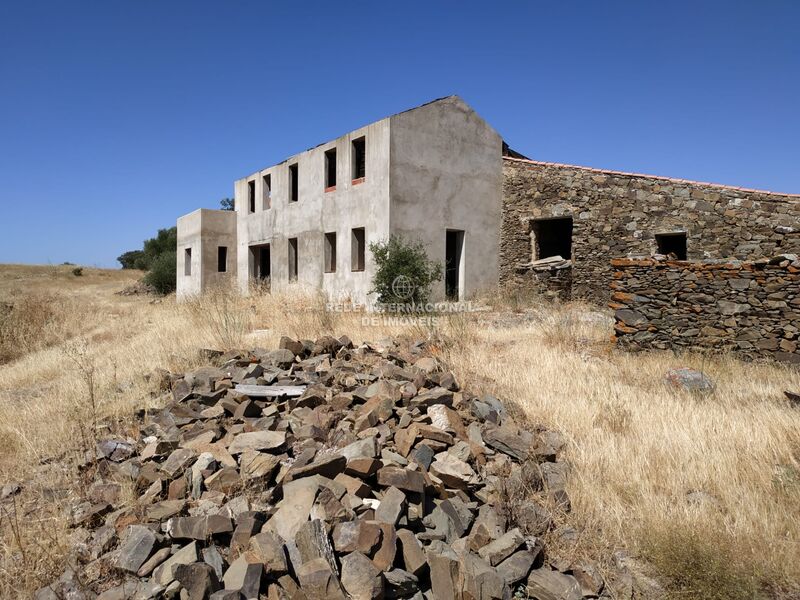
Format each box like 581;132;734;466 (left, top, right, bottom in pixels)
262;174;271;210
656;232;687;260
248;180;256;213
184;248;192;276
351;227;365;272
325;149;337;192
217;246;227;273
352;137;366;183
289;164;299;202
324;232;337;273
288;237;298;281
531;217;573;261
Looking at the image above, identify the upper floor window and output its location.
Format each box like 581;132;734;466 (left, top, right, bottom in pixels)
248;180;256;213
352;137;366;183
289;164;299;202
262;174;271;210
325;148;337;191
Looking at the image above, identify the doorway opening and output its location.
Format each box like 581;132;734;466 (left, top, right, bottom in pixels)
250;243;271;289
445;230;464;301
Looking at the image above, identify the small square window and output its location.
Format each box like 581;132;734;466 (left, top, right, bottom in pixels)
531;217;573;260
656;232;687;260
325;148;337;191
217;246;227;273
351;228;365;272
324;232;337;273
289;164;299;202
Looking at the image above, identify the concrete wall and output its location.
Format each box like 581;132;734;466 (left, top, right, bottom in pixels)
611;255;800;363
501;158;800;302
235;119;391;305
176;209;237;300
389;97;503;301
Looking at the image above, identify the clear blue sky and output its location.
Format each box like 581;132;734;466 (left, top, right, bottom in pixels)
1;1;798;267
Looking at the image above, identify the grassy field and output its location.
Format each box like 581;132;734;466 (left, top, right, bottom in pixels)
0;264;798;598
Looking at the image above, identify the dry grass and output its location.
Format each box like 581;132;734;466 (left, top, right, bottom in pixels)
0;265;798;597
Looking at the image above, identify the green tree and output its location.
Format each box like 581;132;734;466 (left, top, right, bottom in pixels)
369;236;442;306
142;250;177;294
220;197;235;211
117;250;144;269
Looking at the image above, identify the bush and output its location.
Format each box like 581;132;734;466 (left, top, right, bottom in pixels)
143;250;177;294
71;267;83;277
369;235;442;306
643;524;766;600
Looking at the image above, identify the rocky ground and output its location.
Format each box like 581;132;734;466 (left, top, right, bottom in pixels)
25;334;666;600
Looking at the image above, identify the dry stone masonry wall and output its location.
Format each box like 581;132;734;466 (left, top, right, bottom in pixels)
611;255;800;363
501;158;800;302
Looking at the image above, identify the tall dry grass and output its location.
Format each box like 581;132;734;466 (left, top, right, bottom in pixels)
0;267;798;598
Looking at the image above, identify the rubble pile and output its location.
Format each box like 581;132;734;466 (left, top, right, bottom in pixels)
37;335;597;600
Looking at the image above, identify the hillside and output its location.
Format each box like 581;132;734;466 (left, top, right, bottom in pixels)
0;265;798;599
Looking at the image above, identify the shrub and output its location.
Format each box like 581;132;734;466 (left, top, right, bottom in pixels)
369;236;442;306
642;524;766;600
142;250;176;294
71;267;83;277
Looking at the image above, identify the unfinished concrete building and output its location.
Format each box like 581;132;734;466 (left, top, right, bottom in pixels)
177;96;501;304
177;95;799;305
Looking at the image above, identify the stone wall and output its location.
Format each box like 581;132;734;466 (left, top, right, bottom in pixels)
610;255;800;363
501;158;800;302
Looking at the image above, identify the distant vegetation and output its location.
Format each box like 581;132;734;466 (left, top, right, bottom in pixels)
220;197;235;211
117;227;177;294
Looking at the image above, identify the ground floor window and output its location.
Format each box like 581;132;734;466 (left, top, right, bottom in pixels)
531;217;573;260
656;232;687;259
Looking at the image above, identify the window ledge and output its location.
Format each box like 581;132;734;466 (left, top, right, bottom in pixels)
352;177;365;186
351;268;365;273
325;185;337;193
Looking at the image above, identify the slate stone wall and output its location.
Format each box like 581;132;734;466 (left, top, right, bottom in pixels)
501;158;800;302
610;256;800;363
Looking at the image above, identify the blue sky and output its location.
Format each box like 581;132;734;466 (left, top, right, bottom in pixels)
1;1;798;267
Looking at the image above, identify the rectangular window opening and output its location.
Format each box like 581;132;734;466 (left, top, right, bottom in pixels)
217;246;227;273
288;237;298;281
248;180;256;213
184;248;192;276
351;228;365;272
445;230;465;301
325;148;337;191
656;232;687;260
289;164;299;202
352;137;366;182
324;232;337;273
531;217;573;261
262;174;271;210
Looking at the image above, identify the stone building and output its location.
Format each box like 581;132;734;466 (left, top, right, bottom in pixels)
500;158;800;301
177;96;799;305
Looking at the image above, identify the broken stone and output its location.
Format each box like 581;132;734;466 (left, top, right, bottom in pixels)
478;528;524;566
340;551;384;600
375;486;406;524
228;430;286;454
377;466;425;493
174;562;222;600
526;568;582;600
115;525;156;573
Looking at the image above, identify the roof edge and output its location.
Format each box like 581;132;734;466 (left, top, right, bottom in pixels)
502;156;800;199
